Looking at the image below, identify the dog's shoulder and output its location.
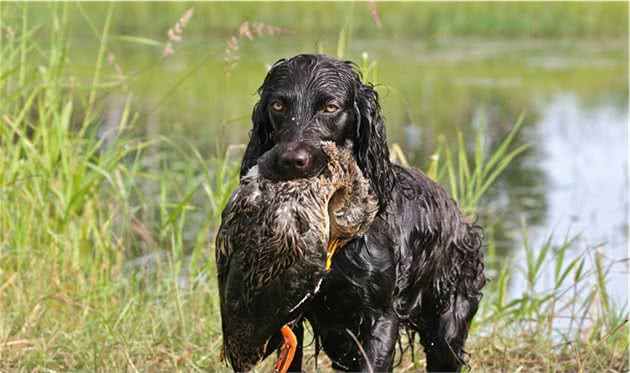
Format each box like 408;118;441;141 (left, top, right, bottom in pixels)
391;164;451;202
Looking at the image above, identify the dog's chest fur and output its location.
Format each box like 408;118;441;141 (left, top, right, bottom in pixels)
306;215;400;352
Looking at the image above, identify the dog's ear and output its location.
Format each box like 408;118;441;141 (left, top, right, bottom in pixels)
354;81;395;209
240;97;273;177
240;59;289;177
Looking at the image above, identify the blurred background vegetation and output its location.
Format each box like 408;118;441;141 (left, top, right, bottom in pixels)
12;2;628;38
0;2;627;371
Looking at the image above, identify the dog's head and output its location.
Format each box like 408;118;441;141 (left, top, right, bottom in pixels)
241;54;394;206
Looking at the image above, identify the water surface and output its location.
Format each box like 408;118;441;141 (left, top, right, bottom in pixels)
75;36;628;304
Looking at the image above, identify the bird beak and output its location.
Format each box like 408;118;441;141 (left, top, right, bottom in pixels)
325;238;345;270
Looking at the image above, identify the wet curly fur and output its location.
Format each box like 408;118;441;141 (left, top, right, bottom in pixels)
239;54;487;372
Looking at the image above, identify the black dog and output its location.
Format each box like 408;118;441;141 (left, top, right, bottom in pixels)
239;54;486;372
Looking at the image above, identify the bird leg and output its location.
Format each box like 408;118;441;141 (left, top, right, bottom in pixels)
274;325;297;373
325;238;345;270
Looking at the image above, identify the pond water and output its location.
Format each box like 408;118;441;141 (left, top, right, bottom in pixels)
75;35;628;304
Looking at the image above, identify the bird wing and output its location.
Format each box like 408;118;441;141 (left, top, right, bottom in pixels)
215;187;241;358
216;188;240;293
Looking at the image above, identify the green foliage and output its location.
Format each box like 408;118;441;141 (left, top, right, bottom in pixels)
16;2;629;39
433;113;528;216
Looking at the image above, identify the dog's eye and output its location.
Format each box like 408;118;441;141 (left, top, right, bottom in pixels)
322;103;339;113
270;101;285;112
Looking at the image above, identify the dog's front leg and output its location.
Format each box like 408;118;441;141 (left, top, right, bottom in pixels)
359;309;400;372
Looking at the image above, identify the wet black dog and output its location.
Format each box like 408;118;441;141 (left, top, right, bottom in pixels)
240;54;486;372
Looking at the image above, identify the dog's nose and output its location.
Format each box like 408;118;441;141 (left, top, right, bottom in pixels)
279;148;310;171
257;142;326;181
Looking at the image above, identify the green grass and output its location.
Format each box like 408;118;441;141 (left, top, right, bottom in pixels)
0;4;627;372
13;2;629;40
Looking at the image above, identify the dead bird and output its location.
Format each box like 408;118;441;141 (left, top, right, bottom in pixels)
215;141;378;373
